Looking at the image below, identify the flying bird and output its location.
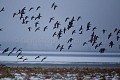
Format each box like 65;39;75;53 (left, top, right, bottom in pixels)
109;41;114;48
17;51;22;57
2;47;9;54
79;25;83;31
65;17;70;22
51;2;55;8
35;21;39;27
92;27;97;31
77;16;81;21
16;48;22;53
29;7;33;11
31;16;35;20
13;13;17;18
102;29;107;34
95;44;99;49
114;28;118;33
117;36;120;41
41;56;47;62
60;45;64;51
28;27;32;31
36;6;41;10
72;30;76;35
67;38;73;43
43;26;48;31
35;27;40;32
98;42;102;46
18;56;24;60
86;22;91;31
79;31;83;34
116;30;120;35
0;7;4;12
83;42;87;46
35;55;40;59
8;47;17;56
63;27;67;34
49;17;54;23
54;5;58;10
56;44;61;50
68;44;72;50
23;58;28;62
108;33;112;39
52;32;57;37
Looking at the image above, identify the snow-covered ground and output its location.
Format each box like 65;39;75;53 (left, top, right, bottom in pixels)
0;72;119;80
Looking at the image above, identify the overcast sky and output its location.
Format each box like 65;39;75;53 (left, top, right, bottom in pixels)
0;0;120;52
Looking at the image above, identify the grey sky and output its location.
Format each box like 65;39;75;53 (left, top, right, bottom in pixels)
0;0;120;52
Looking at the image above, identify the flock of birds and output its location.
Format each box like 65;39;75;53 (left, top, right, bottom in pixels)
0;1;120;62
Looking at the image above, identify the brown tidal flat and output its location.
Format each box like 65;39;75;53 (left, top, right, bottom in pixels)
0;65;120;80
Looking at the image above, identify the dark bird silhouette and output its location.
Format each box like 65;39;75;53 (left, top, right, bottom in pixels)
63;27;67;34
65;17;70;22
8;47;16;56
79;31;83;34
92;27;97;31
49;17;54;23
54;5;58;10
0;7;4;12
35;55;40;59
83;42;87;46
41;56;47;62
60;45;64;51
35;21;39;27
35;13;42;20
29;7;33;11
72;30;76;35
28;27;32;31
79;25;83;31
18;56;24;60
13;13;17;18
23;58;28;62
43;26;48;31
0;28;3;31
52;32;57;37
95;44;99;49
108;33;112;39
16;48;22;53
98;42;102;46
26;21;29;24
71;16;75;22
35;27;40;32
56;44;61;50
68;44;72;50
99;48;105;53
17;51;22;57
67;38;73;43
2;47;9;54
36;6;41;10
51;2;55;8
117;36;120;41
109;41;114;48
31;16;35;20
77;16;81;21
114;28;118;33
25;16;29;20
116;30;120;35
22;19;25;24
102;29;107;34
86;22;91;31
